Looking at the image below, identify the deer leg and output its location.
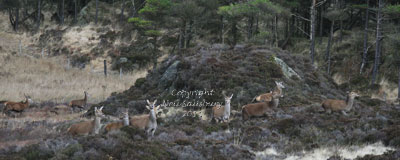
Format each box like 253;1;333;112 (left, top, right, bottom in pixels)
151;128;155;137
326;109;332;114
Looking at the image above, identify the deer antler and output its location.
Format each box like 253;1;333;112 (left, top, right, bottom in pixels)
222;90;227;97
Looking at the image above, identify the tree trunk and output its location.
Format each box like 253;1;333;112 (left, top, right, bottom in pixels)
185;20;194;48
326;20;335;74
220;16;224;44
310;0;316;65
255;15;259;35
120;0;125;23
274;15;278;47
319;6;324;44
232;20;238;45
398;64;400;99
179;20;186;49
130;0;136;17
95;0;98;24
339;20;343;42
371;0;383;85
37;0;41;30
61;0;64;25
247;16;254;40
74;0;78;23
360;0;369;74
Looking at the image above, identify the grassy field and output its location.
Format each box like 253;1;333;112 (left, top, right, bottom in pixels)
0;55;147;103
0;30;147;104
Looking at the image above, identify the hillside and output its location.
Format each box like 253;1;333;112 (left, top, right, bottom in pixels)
1;44;400;160
1;0;400;159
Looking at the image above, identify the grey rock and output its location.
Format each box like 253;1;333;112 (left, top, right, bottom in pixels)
158;61;180;89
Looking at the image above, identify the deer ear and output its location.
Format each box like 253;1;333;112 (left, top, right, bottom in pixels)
94;107;97;111
156;105;160;110
230;94;233;99
146;105;151;110
154;100;157;104
99;106;104;111
146;100;151;105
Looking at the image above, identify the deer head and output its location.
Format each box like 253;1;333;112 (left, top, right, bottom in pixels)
94;106;105;118
275;81;285;89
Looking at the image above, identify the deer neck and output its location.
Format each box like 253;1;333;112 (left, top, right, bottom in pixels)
345;96;355;111
268;97;279;108
274;86;282;95
123;113;129;126
93;115;102;134
23;99;29;109
149;110;156;122
84;93;87;102
224;102;230;117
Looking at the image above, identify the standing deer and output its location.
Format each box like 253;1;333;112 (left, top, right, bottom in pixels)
104;108;130;133
69;91;89;109
211;93;233;123
252;81;285;105
130;100;160;137
67;106;105;136
322;91;360;115
242;92;280;121
3;94;32;113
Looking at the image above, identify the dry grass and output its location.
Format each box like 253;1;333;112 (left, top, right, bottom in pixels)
0;55;147;103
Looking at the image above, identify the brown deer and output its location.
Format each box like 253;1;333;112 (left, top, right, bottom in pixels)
69;91;89;109
322;91;360;115
3;94;32;113
130;100;160;137
67;106;105;136
252;81;285;105
242;92;280;121
211;93;233;123
104;108;130;133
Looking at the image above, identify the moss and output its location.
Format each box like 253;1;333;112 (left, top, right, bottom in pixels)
22;144;53;160
389;137;400;147
359;96;382;106
121;126;147;139
175;139;192;146
61;143;83;157
135;78;146;87
272;119;300;136
181;127;196;136
202;123;228;134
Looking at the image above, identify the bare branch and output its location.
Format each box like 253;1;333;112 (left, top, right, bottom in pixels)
294;25;310;38
292;14;310;22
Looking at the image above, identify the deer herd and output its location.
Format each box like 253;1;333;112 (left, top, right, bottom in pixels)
1;81;362;138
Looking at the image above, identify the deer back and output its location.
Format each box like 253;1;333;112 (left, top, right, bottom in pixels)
130;114;150;129
242;102;272;117
212;105;225;118
105;122;124;132
67;120;94;135
322;99;346;111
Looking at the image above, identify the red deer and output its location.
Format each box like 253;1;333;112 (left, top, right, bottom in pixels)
104;108;130;133
67;106;105;135
130;100;160;137
252;81;285;105
322;91;360;115
3;94;32;114
242;92;280;121
69;91;89;109
211;93;233;123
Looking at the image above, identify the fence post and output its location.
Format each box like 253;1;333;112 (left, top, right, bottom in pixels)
104;60;107;77
18;40;22;55
67;58;70;70
119;67;122;79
